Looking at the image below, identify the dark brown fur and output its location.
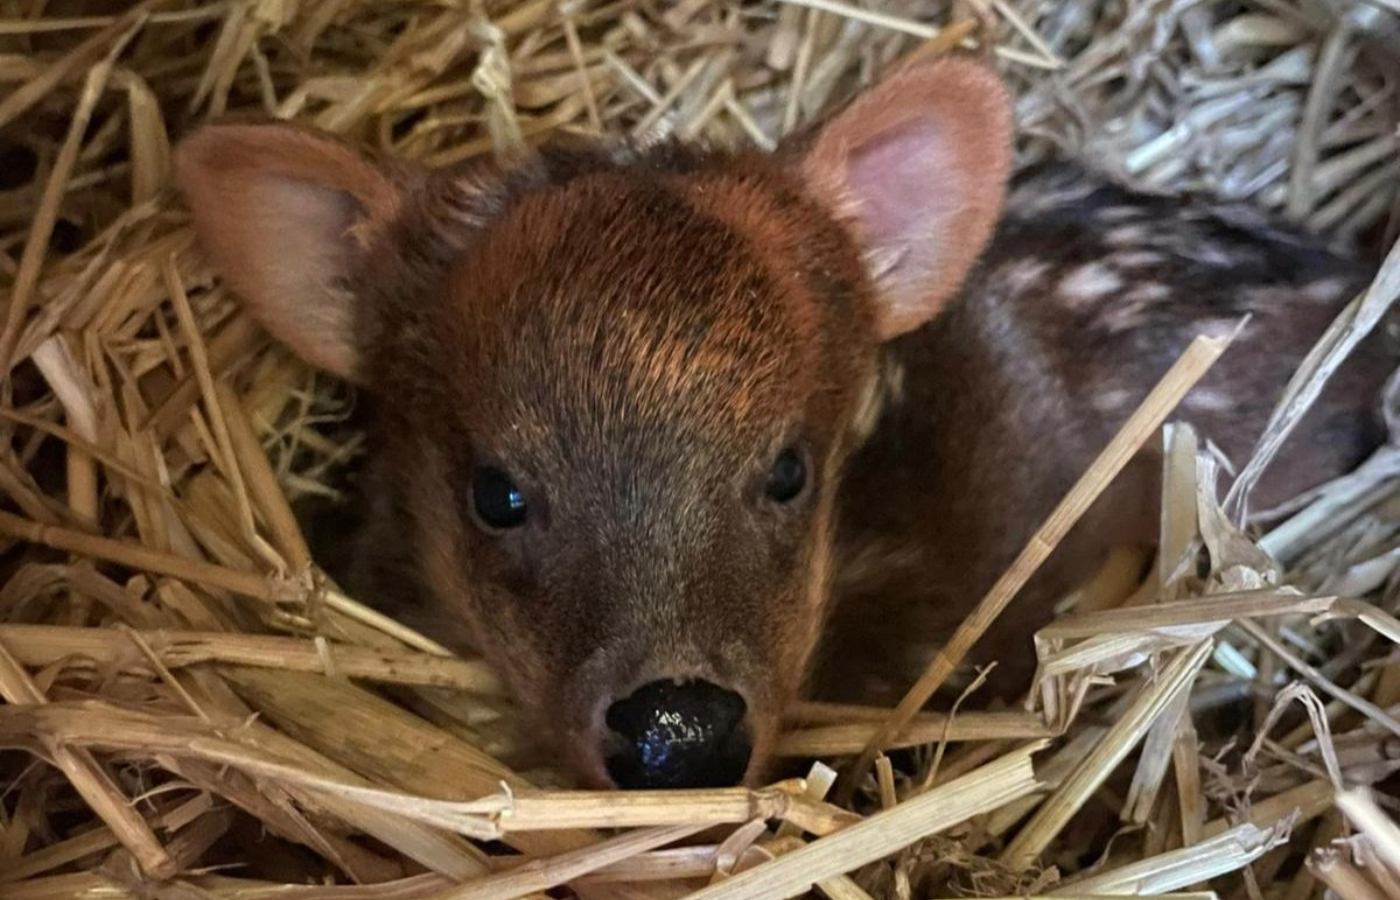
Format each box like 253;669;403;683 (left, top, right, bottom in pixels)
819;162;1396;702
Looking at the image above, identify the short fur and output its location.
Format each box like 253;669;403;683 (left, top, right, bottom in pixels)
820;162;1395;702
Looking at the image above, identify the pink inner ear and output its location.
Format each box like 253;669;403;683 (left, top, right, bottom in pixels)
242;176;359;301
842;117;989;336
797;57;1013;339
175;124;408;380
190;173;363;378
843;121;949;281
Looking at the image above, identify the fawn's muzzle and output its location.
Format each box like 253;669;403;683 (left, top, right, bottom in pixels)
603;678;752;788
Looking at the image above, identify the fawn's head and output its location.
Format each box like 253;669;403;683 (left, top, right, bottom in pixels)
175;56;1012;788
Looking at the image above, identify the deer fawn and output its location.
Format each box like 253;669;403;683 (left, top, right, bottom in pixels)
175;55;1396;790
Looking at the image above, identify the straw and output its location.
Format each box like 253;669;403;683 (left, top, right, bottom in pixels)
843;330;1237;798
3;1;1399;896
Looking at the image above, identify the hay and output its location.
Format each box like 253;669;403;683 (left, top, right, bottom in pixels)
1;0;1398;897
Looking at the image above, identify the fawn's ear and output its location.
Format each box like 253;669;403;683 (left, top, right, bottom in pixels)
798;57;1013;339
175;124;407;380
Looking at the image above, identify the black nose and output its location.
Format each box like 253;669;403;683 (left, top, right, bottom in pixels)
604;679;751;789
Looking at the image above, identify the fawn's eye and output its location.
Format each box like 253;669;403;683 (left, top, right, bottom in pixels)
764;447;808;503
472;467;527;530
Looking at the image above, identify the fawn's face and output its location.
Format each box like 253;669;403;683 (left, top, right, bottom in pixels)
176;57;1012;788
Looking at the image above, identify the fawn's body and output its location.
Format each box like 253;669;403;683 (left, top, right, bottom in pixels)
176;57;1396;790
821;161;1392;702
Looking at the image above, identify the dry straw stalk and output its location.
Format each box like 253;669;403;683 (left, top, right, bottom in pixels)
2;1;1400;898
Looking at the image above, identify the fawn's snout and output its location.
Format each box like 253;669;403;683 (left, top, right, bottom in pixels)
602;678;751;788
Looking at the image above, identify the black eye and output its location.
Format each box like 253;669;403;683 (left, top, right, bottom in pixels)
472;467;527;529
764;447;807;503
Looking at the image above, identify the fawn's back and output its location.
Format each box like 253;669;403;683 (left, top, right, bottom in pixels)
821;162;1395;701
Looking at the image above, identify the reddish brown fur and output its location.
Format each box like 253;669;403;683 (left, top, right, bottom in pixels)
349;160;879;782
174;57;1397;788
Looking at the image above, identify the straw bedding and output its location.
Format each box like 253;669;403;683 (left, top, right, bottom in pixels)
1;0;1399;897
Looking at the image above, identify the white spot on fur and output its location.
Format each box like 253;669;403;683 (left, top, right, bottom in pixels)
1058;263;1123;306
1185;388;1234;413
1112;251;1166;268
1211;205;1272;232
1303;278;1351;302
998;259;1052;293
1198;317;1245;340
1093;387;1136;414
1105;225;1150;246
1185;243;1235;266
1125;282;1172;303
1097;206;1143;223
1009;181;1097;214
1101;301;1152;334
